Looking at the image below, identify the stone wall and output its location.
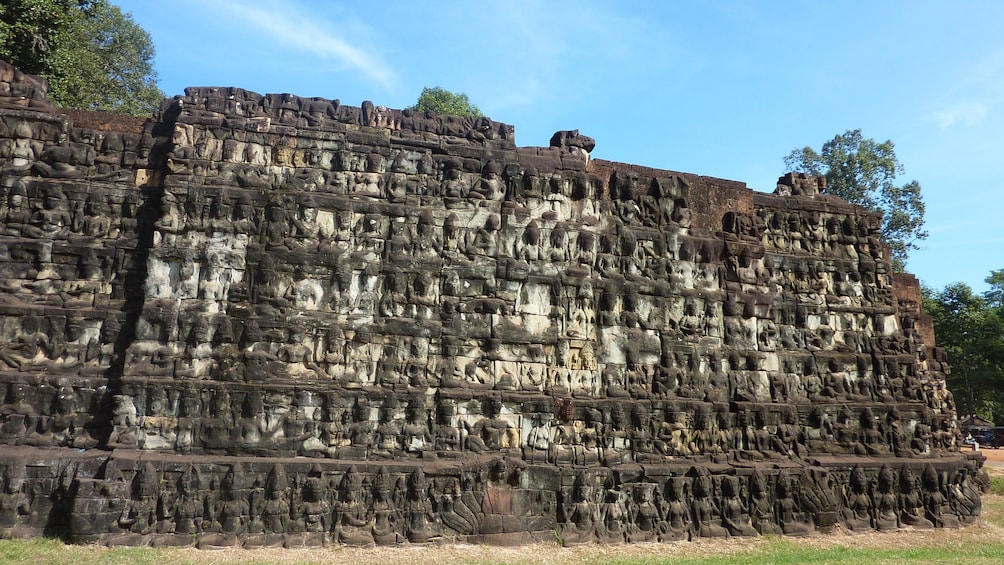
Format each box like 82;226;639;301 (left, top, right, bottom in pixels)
0;60;981;547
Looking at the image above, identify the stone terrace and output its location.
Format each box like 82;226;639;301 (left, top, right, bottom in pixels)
0;60;981;547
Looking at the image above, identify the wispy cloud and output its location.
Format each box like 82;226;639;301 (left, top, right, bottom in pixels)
431;0;681;113
215;1;396;91
927;101;989;129
922;49;1004;130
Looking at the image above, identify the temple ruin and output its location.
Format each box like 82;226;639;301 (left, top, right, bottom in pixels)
0;60;983;547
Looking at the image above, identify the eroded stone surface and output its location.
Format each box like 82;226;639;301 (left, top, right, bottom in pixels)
0;59;982;546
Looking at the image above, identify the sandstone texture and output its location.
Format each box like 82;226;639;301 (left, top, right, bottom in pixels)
0;59;981;547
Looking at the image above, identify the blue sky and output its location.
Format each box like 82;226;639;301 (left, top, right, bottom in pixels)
117;0;1004;293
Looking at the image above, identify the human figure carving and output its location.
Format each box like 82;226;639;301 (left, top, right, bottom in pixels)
170;466;202;536
661;477;691;541
843;466;873;531
627;482;662;542
405;469;439;542
117;463;159;536
691;473;727;538
561;473;599;545
948;467;980;526
216;464;249;537
0;465;30;534
370;467;404;544
523;409;553;464
470;160;505;200
721;476;757;537
746;472;780;535
465;396;519;453
598;480;628;543
401;398;433;456
336;467;374;546
300;470;331;538
373;395;402;458
262;464;290;536
898;467;933;529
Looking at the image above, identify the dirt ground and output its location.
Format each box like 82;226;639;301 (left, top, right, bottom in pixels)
131;520;1004;565
973;444;1004;465
114;526;1004;565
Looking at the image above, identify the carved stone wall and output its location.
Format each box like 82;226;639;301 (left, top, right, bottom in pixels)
0;60;982;547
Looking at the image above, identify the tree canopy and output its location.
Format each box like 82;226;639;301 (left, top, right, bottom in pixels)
785;129;927;272
0;0;164;116
924;272;1004;423
408;86;482;118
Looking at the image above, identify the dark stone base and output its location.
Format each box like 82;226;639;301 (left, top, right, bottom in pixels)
0;447;982;546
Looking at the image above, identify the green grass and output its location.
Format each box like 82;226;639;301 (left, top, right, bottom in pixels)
733;547;996;565
584;533;1004;565
1;537;1003;565
989;475;1004;496
646;540;1004;565
0;538;211;565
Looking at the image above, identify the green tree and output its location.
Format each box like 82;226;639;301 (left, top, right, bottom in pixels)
0;0;164;116
785;129;927;272
408;86;482;118
985;269;1004;309
924;279;1004;423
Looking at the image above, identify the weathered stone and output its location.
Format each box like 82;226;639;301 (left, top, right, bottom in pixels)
0;59;980;547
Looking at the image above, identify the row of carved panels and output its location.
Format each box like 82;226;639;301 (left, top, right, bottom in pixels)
114;407;954;461
150;170;867;250
143;226;887;293
0;370;956;455
0;373;949;431
152;173;877;260
135;249;900;319
0;119;159;174
140;231;883;287
0;183;152;241
112;361;945;417
0;252;895;326
141;178;839;240
130;307;913;371
0;369;955;443
0;327;933;411
122;313;923;373
181;302;922;352
0;112;69;146
140;256;894;320
0;452;980;544
169;92;517;143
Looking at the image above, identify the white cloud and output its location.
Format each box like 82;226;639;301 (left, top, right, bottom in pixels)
927;101;989;129
423;0;682;112
215;1;396;91
487;77;541;111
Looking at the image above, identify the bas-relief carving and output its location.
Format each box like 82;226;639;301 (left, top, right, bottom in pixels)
0;59;981;546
